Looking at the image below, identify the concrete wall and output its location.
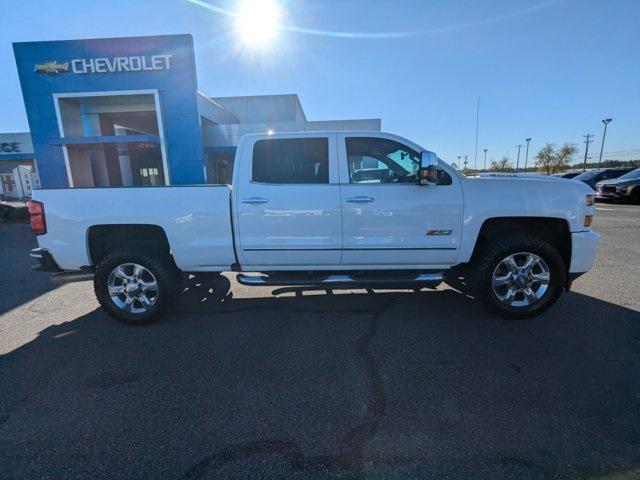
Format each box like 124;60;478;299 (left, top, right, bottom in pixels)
197;93;239;124
211;94;307;124
203;118;381;148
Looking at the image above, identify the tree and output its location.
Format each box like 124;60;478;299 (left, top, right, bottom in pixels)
490;156;514;172
535;143;577;175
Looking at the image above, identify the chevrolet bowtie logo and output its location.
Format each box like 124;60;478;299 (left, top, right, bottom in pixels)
34;61;69;75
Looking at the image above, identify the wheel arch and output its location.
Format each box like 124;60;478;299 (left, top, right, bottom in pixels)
87;224;174;268
468;217;572;271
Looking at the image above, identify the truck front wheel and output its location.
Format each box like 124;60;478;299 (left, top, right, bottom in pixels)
94;249;180;325
473;234;566;319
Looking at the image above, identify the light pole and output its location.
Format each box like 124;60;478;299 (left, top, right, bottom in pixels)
515;144;523;172
483;148;488;171
524;138;532;171
582;133;594;172
598;118;613;169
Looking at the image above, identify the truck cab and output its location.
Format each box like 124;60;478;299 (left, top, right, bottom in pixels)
232;132;462;270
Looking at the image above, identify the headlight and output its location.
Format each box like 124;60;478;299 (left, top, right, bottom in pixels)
585;195;595;206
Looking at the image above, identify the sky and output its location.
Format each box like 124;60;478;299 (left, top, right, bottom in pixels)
1;0;639;168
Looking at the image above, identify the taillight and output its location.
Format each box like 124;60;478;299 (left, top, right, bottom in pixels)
27;200;46;235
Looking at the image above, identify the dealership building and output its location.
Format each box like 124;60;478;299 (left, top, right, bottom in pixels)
1;34;379;193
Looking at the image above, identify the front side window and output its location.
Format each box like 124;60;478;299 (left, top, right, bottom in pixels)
346;137;419;184
252;137;329;184
346;137;452;185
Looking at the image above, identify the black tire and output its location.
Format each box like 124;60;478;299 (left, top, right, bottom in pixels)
631;187;640;205
94;249;181;325
471;233;567;319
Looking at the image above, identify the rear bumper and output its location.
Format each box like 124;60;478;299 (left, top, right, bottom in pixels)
569;230;600;273
30;248;94;284
30;248;62;273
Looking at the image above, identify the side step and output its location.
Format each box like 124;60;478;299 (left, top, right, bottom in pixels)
237;272;443;288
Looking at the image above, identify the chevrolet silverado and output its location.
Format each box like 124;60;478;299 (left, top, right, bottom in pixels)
28;131;600;324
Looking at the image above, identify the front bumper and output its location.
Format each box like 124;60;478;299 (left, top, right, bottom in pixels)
596;186;632;200
569;230;600;274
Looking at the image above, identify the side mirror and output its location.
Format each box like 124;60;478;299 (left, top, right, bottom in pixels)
418;150;439;185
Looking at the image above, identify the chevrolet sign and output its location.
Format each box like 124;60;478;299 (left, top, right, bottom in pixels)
35;55;173;75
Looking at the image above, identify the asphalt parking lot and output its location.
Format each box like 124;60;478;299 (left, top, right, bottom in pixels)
1;204;639;480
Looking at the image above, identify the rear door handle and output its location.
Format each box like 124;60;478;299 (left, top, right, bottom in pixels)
346;196;375;203
241;196;269;204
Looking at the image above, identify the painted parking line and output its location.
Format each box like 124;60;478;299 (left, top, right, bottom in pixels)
596;207;616;211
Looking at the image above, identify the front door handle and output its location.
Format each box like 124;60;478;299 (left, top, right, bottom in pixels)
346;196;375;203
241;196;269;204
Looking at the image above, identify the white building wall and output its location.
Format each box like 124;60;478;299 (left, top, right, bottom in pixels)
0;132;34;154
0;166;39;199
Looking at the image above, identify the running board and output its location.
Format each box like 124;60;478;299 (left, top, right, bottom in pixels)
49;270;95;285
236;272;443;288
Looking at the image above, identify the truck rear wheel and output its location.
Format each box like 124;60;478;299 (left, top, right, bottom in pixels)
94;249;180;325
472;234;566;319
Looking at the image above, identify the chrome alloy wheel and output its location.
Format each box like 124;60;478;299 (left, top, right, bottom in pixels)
107;263;159;314
491;252;551;308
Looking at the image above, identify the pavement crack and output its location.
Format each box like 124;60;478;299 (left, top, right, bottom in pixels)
182;440;305;480
180;294;405;479
337;294;401;473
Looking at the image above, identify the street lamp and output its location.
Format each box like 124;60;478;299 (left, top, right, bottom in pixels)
524;138;532;171
483;148;488;171
514;144;523;172
598;118;613;168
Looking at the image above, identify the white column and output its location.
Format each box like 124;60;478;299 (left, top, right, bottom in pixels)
115;125;134;186
82;111;109;187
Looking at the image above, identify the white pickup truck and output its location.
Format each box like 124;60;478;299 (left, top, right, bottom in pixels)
28;131;599;324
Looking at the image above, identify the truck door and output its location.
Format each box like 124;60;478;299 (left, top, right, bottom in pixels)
337;134;463;267
233;133;342;268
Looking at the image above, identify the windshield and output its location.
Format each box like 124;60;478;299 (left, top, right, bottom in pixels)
573;170;600;181
618;168;640;180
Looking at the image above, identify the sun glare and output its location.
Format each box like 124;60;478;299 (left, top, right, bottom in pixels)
234;0;282;48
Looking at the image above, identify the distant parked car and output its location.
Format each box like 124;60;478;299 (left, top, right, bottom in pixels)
552;172;580;179
595;168;640;203
572;168;635;189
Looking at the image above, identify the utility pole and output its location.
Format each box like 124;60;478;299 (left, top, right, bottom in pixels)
483;148;488;171
582;133;594;172
598;118;613;169
524;138;532;171
514;144;523;172
474;96;480;177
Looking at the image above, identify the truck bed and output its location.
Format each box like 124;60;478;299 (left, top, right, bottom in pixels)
33;186;236;271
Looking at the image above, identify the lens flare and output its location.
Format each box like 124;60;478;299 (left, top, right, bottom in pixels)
234;0;282;48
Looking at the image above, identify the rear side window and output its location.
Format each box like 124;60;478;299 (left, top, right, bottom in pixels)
252;138;329;184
